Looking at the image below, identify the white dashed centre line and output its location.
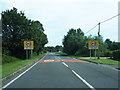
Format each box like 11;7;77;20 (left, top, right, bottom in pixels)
62;62;68;67
72;70;96;90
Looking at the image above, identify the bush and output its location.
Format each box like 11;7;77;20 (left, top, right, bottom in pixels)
75;47;89;57
2;55;20;64
104;50;113;58
112;50;120;61
2;47;10;55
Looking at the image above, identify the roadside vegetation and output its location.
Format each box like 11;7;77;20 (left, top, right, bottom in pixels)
47;29;120;62
62;28;120;61
45;45;63;52
2;7;48;59
77;57;119;65
57;52;120;65
2;53;45;78
0;65;2;79
0;54;1;79
1;7;48;78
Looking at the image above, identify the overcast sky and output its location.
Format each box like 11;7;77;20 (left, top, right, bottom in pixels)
0;0;119;46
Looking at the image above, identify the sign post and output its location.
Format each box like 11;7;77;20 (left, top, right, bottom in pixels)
24;41;34;59
88;41;99;59
26;50;28;59
95;49;97;59
90;49;91;59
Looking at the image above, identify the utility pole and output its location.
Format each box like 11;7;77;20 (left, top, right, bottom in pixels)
98;22;100;59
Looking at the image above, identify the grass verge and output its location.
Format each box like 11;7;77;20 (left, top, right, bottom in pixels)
0;65;1;84
57;52;120;65
2;53;45;78
0;54;2;78
77;57;119;65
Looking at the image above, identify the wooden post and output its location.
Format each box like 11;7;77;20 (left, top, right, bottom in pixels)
98;22;100;59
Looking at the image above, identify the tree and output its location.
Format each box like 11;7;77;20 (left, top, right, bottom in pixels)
54;45;63;52
45;46;55;52
62;28;109;57
105;39;112;50
2;7;48;59
45;45;63;52
63;28;85;55
105;39;120;50
111;42;120;50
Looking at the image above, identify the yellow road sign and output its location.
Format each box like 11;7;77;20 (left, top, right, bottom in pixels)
24;41;34;50
88;41;99;49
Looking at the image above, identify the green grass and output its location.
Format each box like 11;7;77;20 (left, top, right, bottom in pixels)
0;54;2;78
78;58;119;65
2;53;45;78
57;52;120;65
57;52;68;56
0;54;1;63
0;65;2;79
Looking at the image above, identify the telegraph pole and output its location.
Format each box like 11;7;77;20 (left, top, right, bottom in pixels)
98;22;100;59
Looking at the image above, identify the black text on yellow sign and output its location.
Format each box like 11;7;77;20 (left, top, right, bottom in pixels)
24;41;34;50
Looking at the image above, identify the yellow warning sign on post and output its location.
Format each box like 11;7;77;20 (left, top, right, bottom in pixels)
24;41;34;50
88;41;99;49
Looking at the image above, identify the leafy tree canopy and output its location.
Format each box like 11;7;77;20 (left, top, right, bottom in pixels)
2;7;48;59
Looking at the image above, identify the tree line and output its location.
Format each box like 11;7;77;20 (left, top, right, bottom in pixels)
45;45;63;52
2;7;48;59
62;28;120;60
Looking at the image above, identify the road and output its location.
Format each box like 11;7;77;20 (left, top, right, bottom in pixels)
2;53;119;89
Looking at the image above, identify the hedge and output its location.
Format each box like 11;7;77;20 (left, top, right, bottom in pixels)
2;55;20;64
112;50;120;61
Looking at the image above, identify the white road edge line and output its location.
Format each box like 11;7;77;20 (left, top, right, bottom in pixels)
62;62;68;67
72;70;96;90
1;53;47;89
1;63;37;89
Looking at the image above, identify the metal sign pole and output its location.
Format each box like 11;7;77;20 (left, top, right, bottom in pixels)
90;49;91;59
28;50;29;59
26;50;28;59
95;49;96;59
31;50;32;59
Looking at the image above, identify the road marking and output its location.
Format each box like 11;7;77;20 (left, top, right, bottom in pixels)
53;54;61;60
72;70;96;90
1;63;37;89
62;59;88;63
57;57;61;60
44;60;54;62
62;62;68;67
1;53;47;89
38;59;60;63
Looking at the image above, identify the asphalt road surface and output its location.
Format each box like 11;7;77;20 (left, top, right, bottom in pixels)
2;53;119;89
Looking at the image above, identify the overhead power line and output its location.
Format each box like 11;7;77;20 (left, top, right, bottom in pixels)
85;14;120;59
100;14;120;24
85;14;120;34
85;24;98;34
